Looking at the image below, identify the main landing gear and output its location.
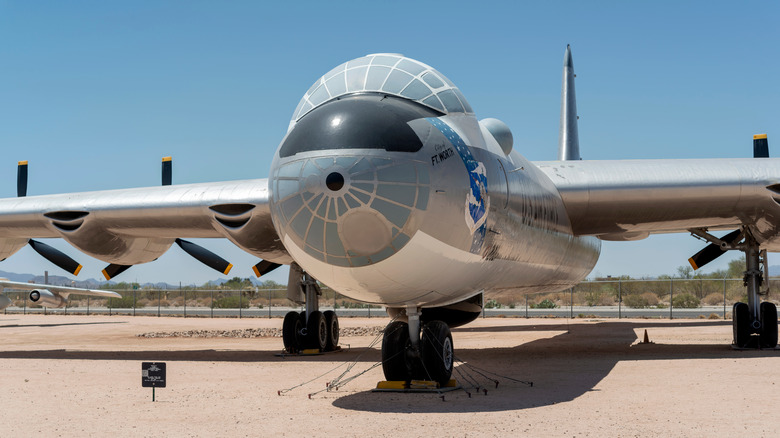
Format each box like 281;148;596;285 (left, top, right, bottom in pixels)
281;264;340;354
732;234;777;349
381;307;454;386
690;227;777;349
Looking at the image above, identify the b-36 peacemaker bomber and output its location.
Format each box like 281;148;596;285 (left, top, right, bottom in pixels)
0;46;777;385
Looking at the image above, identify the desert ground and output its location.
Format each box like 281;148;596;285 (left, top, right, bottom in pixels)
1;314;778;437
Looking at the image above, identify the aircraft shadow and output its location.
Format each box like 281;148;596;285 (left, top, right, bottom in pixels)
331;320;778;413
0;346;383;363
0;349;281;362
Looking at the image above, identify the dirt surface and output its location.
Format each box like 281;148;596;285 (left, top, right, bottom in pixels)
1;314;778;437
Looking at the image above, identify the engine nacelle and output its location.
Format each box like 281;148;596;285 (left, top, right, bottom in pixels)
387;293;483;328
29;289;67;308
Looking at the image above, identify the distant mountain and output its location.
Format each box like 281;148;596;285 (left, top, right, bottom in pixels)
0;270;35;283
0;270;107;288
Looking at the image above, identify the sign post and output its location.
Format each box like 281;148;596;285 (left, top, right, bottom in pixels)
141;362;166;401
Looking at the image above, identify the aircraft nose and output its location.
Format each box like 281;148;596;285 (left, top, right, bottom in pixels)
325;172;344;191
270;155;430;267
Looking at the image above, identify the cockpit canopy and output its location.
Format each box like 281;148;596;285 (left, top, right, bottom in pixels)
290;53;473;125
280;94;440;158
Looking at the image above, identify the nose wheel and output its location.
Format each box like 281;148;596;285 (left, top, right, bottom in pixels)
380;315;454;386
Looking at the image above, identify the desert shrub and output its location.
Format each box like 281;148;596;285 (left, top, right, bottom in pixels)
484;299;501;309
598;294;616;306
583;290;603;306
708;313;721;319
108;294;136;308
672;293;701;308
339;300;368;309
211;296;249;309
624;294;649;308
532;299;557;309
641;292;660;306
623;294;648;308
623;292;654;308
702;293;724;306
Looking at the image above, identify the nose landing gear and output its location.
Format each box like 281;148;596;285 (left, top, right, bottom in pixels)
380;308;454;386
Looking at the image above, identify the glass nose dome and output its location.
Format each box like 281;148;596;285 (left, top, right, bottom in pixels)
291;53;473;124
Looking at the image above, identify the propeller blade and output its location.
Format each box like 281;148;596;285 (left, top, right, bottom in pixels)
162;156;172;186
17;160;27;197
252;260;281;278
175;238;232;275
20;165;85;277
754;134;769;158
28;239;83;276
688;229;742;270
102;264;132;280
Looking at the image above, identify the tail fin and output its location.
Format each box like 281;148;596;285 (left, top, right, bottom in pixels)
558;44;581;160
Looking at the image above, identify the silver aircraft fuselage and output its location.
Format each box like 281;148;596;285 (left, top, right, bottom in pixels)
268;95;600;308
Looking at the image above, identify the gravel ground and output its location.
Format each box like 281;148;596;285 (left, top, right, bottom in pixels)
1;315;779;437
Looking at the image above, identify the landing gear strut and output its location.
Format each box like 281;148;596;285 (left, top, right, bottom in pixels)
690;227;777;349
281;263;340;353
381;307;454;386
731;232;777;349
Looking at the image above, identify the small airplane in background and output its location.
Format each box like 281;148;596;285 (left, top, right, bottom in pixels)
0;278;119;310
0;46;776;386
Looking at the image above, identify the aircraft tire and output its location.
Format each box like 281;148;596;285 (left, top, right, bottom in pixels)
381;321;412;381
733;302;752;348
420;320;454;386
282;311;304;353
760;302;778;348
306;310;327;351
324;310;339;351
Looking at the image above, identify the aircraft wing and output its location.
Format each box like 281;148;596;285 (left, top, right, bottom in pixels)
0;178;289;277
535;158;780;248
0;280;121;299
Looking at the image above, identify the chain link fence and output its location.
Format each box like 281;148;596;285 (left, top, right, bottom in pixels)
1;286;384;318
484;278;780;319
3;278;779;319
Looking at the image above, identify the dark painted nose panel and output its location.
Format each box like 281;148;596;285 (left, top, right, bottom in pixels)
279;94;441;158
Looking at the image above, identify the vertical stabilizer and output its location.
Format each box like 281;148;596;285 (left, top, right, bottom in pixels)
558;45;581;160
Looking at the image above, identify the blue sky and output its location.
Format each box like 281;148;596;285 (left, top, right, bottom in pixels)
0;1;778;285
